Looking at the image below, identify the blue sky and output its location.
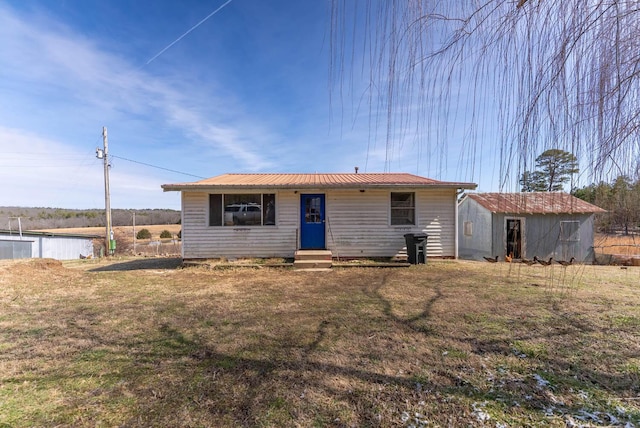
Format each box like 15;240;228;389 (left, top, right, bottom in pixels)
0;1;501;210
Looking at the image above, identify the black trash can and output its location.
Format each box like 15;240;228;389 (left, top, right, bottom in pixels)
404;233;428;264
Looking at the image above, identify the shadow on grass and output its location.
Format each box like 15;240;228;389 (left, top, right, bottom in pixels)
127;319;640;427
363;270;443;335
126;320;438;427
354;270;640;424
89;257;183;272
6;266;640;427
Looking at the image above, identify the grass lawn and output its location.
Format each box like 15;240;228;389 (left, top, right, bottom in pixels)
1;258;639;427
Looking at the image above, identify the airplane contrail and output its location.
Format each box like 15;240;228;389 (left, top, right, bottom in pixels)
145;0;234;66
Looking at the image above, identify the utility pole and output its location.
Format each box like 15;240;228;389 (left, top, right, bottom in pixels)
132;211;136;254
96;127;113;256
8;217;22;239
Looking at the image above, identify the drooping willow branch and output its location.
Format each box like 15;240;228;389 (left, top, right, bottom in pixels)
330;0;640;188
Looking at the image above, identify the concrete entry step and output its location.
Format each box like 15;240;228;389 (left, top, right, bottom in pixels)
294;250;332;269
293;260;333;270
294;250;333;261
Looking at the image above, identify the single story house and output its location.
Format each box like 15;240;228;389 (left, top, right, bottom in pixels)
0;229;98;260
162;173;477;260
458;192;606;263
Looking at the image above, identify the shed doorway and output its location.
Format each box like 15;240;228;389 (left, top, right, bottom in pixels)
506;218;523;259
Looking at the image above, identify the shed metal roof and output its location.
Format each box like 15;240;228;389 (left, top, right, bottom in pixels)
0;229;102;239
162;173;477;191
465;192;606;214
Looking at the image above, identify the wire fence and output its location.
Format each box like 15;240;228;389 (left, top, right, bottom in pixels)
133;240;182;256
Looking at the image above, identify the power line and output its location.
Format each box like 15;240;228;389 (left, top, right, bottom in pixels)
144;0;234;66
110;154;206;179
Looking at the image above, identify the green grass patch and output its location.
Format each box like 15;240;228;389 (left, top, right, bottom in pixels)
623;359;640;374
442;348;468;359
511;340;549;359
610;314;640;328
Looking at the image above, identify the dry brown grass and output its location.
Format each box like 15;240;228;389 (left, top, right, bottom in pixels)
1;258;639;427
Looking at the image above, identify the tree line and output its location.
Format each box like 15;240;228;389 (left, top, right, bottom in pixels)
518;149;639;235
573;177;640;235
0;207;180;230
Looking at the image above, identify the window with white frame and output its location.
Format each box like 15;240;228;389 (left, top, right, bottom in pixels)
390;192;415;225
464;221;473;236
560;220;580;241
209;194;276;226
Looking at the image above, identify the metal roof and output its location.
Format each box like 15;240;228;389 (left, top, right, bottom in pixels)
162;173;477;191
464;192;606;214
0;229;102;239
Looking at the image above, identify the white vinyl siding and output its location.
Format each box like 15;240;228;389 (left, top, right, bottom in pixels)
324;189;455;257
180;187;458;259
417;189;457;257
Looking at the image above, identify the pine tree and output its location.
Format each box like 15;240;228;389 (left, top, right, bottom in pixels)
520;149;578;192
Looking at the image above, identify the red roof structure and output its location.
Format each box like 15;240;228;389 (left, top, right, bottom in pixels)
465;192;606;214
163;173;477;191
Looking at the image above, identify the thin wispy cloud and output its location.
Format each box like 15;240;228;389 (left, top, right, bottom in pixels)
0;4;270;166
0;3;281;207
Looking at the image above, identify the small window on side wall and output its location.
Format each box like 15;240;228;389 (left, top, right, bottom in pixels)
560;220;580;241
464;221;473;236
390;192;415;225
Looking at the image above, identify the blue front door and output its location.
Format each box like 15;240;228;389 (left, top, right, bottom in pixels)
300;194;325;249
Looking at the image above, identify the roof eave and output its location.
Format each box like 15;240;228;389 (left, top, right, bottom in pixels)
162;182;478;192
490;209;606;215
0;229;102;239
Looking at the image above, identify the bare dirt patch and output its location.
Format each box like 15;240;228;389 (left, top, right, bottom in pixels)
1;259;639;427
